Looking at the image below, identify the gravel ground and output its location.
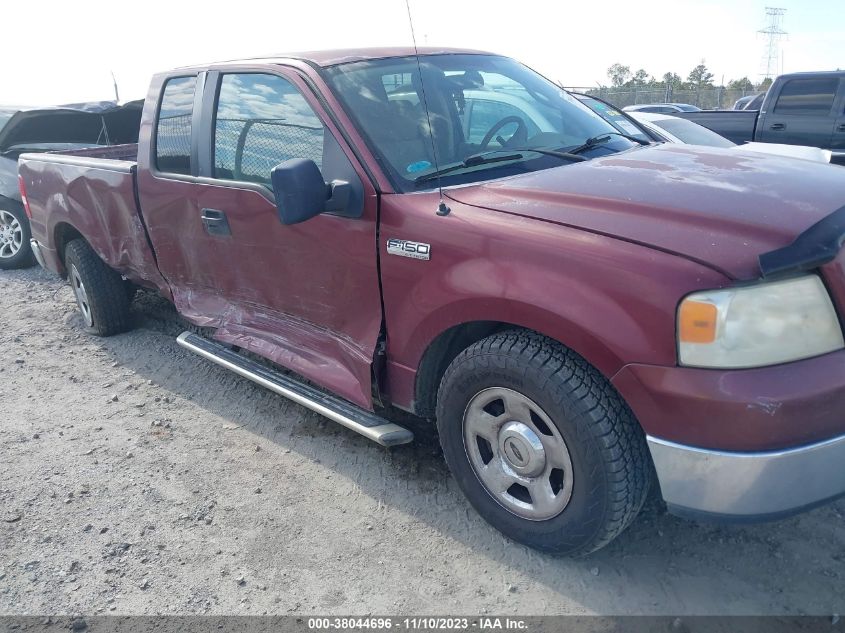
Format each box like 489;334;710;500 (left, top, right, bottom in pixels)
1;265;844;616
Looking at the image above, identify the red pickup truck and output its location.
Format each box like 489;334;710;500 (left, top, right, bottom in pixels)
18;48;845;555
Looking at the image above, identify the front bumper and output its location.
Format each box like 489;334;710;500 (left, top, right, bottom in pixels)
649;433;845;520
612;350;845;451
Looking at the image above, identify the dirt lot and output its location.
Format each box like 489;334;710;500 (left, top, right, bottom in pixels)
1;265;844;617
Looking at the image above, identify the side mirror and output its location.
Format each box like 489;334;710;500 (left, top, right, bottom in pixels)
270;158;354;225
271;158;328;225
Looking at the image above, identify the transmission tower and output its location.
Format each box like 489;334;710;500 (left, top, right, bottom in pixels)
758;7;787;80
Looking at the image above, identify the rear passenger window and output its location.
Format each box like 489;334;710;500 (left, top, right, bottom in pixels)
213;74;325;186
773;78;838;114
155;76;196;175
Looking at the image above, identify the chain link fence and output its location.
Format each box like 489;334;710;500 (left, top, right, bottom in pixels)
155;114;192;171
214;119;324;184
566;86;761;110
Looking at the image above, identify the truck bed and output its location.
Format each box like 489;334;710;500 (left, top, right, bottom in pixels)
56;143;139;161
18;146;168;295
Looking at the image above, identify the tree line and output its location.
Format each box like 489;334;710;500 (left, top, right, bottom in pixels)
605;60;771;93
595;60;772;108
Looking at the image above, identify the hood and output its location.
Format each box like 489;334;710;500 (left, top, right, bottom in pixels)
445;144;845;279
0;100;143;155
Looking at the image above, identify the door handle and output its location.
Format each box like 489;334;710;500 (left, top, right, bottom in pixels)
770;123;786;130
838;124;845;132
200;208;231;236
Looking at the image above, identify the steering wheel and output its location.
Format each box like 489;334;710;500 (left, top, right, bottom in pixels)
478;116;528;151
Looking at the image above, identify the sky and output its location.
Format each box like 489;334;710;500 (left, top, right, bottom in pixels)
1;0;842;105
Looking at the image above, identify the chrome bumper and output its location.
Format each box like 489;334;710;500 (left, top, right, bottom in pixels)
648;433;845;520
29;238;46;269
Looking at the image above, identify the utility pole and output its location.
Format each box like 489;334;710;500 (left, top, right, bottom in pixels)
111;71;120;103
758;7;787;81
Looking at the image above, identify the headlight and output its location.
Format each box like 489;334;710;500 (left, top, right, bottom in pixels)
678;275;844;368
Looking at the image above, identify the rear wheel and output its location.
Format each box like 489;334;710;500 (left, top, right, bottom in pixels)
436;330;650;555
64;239;132;336
0;201;35;270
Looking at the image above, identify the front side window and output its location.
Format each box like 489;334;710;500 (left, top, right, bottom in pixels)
213;73;325;186
324;54;635;191
774;78;838;114
155;76;196;175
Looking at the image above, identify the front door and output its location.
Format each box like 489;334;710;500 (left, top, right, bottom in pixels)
142;68;383;410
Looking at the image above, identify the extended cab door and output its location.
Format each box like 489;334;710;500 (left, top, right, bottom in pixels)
757;76;838;148
137;73;219;293
138;67;383;410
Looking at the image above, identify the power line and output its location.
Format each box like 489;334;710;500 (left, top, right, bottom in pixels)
758;7;787;80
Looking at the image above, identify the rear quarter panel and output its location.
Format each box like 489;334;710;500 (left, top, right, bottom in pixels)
379;191;729;411
18;154;168;294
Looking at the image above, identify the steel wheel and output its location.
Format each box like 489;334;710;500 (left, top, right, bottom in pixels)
0;209;22;259
69;263;94;327
463;387;574;521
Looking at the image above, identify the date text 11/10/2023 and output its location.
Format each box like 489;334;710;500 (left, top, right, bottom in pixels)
307;617;528;630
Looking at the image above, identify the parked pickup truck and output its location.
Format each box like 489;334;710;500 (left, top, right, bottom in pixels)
674;71;845;161
18;48;845;555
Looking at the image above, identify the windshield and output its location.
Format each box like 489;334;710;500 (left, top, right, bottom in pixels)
323;54;636;190
648;117;735;148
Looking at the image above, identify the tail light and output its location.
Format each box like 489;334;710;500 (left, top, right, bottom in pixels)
18;175;32;219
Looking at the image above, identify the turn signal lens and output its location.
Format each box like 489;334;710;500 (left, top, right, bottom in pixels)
678;300;717;343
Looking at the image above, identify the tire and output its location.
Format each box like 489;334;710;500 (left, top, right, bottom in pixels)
0;200;36;270
64;239;132;336
436;330;650;556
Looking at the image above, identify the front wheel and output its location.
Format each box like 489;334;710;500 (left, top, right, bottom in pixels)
436;330;651;556
0;201;35;270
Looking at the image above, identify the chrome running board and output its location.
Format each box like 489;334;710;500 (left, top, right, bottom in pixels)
176;331;413;447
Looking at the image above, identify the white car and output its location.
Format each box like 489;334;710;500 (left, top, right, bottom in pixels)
628;111;833;164
622;103;701;113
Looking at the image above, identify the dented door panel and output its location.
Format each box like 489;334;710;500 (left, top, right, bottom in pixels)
179;181;382;409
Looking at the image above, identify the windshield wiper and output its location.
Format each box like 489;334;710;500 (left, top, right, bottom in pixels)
567;132;650;156
505;147;589;162
413;148;586;185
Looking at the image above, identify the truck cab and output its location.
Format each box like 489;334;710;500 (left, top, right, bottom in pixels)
18;49;845;556
756;71;845;152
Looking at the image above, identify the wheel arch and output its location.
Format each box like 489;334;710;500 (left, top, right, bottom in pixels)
53;222;86;267
414;320;513;417
409;302;630;419
0;194;24;212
